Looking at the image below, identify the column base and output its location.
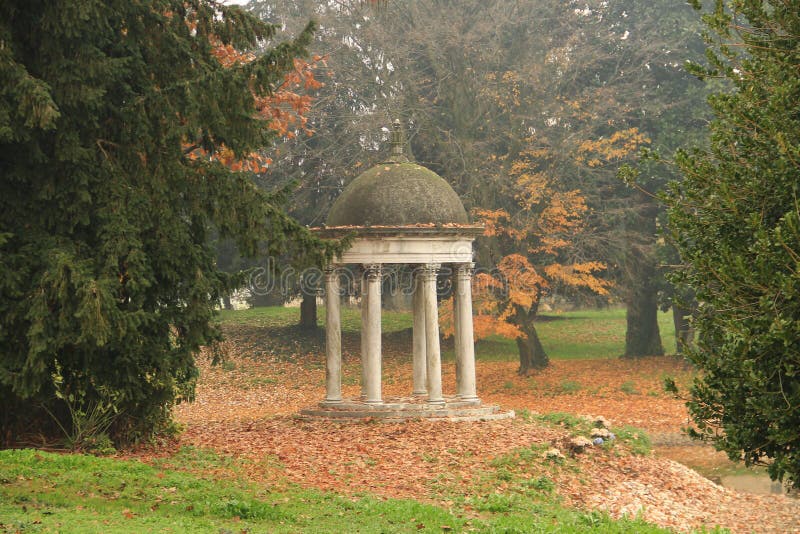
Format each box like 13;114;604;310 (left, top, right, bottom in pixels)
427;399;446;406
412;390;428;396
322;398;343;406
300;395;513;422
364;399;384;405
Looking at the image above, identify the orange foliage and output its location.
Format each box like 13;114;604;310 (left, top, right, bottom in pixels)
542;262;612;296
472;208;511;238
513;170;548;210
532;190;588;255
575;127;650;168
254;56;325;139
186;145;273;174
210;37;257;67
439;272;524;340
467;138;613;343
483;70;522;110
186;32;324;172
497;254;546;310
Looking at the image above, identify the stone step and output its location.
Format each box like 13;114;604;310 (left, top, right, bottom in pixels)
299;400;514;422
318;397;482;412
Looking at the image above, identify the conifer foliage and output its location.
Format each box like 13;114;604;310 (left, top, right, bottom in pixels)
667;1;800;487
0;0;334;444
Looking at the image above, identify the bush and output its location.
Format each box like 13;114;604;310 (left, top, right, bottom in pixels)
667;0;800;488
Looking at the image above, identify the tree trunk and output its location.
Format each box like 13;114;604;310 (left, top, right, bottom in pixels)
672;303;694;355
222;294;233;311
514;302;548;374
299;290;318;331
516;325;548;375
623;258;664;357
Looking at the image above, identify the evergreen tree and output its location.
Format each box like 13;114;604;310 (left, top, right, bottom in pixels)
0;0;336;444
667;0;800;487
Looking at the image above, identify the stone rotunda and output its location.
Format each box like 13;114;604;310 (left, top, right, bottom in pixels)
301;121;513;421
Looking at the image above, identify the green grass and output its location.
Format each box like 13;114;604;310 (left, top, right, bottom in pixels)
217;305;678;362
0;449;469;533
217;305;412;335
620;380;639;395
0;448;673;533
533;412;652;456
470;308;677;361
559;380;583;393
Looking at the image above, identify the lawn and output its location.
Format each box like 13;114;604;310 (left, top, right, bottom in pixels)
0;448;670;533
8;306;783;533
217;305;678;361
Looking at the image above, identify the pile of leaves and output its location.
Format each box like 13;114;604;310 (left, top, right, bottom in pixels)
159;328;800;533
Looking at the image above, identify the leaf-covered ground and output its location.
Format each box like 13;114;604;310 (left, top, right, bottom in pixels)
165;318;800;533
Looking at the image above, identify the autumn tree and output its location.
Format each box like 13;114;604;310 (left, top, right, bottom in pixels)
461;144;612;373
666;0;800;488
211;16;332;325
0;0;337;445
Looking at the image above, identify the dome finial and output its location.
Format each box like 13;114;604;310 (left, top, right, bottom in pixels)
388;119;409;163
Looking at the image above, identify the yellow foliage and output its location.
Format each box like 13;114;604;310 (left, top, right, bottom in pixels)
497;254;546;296
542;263;613;295
575;127;651;167
467;136;613;343
473;208;511;237
514;171;548;210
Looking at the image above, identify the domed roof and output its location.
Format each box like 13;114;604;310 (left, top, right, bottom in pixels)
326;123;468;227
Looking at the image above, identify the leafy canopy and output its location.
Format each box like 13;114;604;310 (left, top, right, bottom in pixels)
441;141;613;373
0;0;336;443
666;0;800;488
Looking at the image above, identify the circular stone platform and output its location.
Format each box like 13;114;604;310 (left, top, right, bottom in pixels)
300;396;515;423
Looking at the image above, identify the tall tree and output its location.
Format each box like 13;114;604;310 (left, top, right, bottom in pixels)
457;145;613;373
667;0;800;488
0;0;336;444
549;0;710;357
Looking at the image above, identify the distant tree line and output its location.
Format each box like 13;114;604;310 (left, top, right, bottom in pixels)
240;0;711;370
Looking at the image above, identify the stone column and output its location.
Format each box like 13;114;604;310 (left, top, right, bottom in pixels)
454;263;478;401
411;268;427;395
452;266;462;394
363;263;382;404
360;272;368;398
323;266;342;404
422;264;444;405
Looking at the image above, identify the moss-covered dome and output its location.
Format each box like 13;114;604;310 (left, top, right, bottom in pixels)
326;161;468;227
327;121;469;227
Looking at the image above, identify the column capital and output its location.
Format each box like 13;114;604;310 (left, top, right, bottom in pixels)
362;263;381;279
420;263;441;280
455;262;476;279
